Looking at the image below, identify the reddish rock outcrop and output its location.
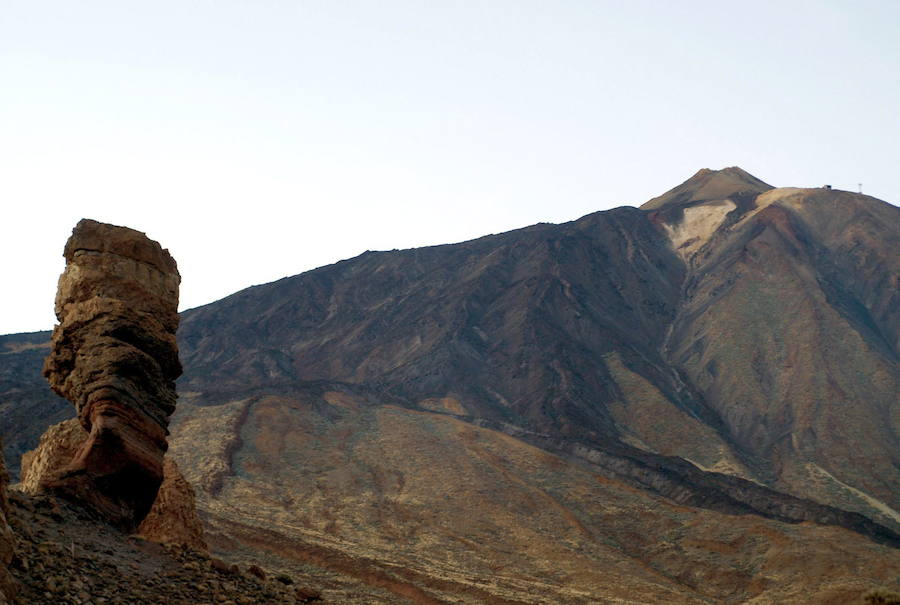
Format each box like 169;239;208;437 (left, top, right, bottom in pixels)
40;219;181;530
137;457;208;553
21;419;207;552
0;443;17;603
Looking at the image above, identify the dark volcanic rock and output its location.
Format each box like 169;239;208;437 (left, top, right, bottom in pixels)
175;169;899;537
0;443;15;603
0;331;71;481
39;219;182;530
179;208;690;444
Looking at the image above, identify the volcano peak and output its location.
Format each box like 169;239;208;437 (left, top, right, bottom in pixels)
642;166;773;210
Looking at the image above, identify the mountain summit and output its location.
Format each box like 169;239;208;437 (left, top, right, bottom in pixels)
1;169;898;603
641;166;774;210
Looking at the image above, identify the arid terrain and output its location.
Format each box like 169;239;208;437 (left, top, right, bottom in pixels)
1;167;898;603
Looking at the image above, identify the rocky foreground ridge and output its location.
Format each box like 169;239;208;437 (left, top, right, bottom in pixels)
19;418;206;553
1;170;898;603
1;485;320;605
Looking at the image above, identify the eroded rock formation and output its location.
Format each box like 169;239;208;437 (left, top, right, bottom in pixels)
21;419;207;552
137;457;208;553
19;418;85;495
40;219;181;530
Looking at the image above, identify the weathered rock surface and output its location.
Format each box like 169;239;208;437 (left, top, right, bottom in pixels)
137;457;208;553
19;418;85;495
20;417;207;553
40;219;181;530
0;443;16;603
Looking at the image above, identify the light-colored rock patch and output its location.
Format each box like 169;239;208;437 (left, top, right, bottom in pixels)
419;397;466;415
805;462;900;525
19;419;86;494
167;399;251;498
664;200;735;260
0;340;50;354
686;456;762;485
733;187;809;229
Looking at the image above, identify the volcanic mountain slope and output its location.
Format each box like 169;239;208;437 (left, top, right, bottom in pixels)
1;167;899;603
174;166;899;529
0;333;69;476
648;170;899;528
167;390;898;604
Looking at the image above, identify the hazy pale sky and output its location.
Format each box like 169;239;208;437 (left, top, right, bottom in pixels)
2;1;899;334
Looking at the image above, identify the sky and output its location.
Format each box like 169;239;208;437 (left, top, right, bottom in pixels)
2;1;899;335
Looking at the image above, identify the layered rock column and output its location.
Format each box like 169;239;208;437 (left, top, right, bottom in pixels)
41;219;181;530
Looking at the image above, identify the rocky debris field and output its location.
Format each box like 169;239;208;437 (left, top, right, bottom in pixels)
5;489;322;604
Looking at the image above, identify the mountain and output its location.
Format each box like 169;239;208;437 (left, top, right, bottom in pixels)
0;332;71;471
641;166;773;210
2;168;898;603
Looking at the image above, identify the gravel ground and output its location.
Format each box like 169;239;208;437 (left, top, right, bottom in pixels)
5;490;321;605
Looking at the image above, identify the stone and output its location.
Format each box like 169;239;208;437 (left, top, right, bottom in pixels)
137;458;208;553
22;419;207;553
40;219;181;530
246;565;266;581
295;587;322;602
19;419;86;494
209;558;233;574
247;565;266;581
